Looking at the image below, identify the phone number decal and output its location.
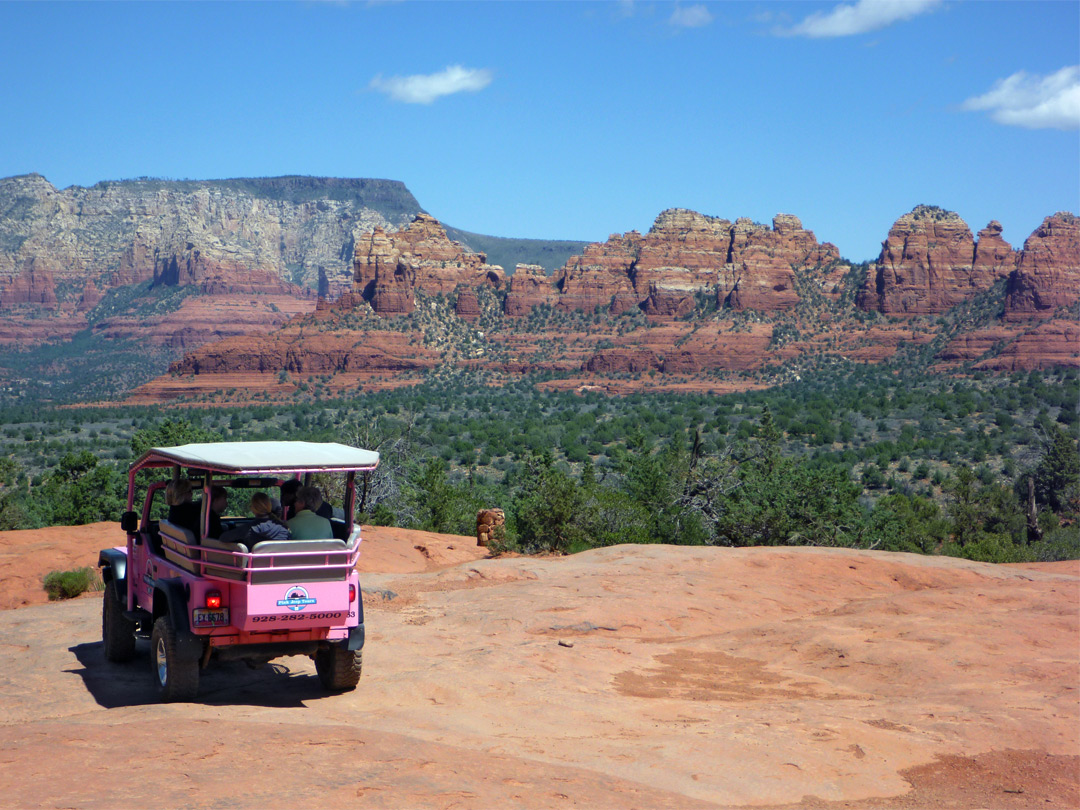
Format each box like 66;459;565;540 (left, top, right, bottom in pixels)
249;612;347;623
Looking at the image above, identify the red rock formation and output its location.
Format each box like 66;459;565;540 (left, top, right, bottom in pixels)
371;259;417;316
767;213;841;267
153;248;303;296
934;325;1021;367
76;283;103;312
90;294;313;351
0;173;414;349
973;221;1018;278
116;206;1079;404
641;283;696;317
629;210;729;316
658;323;774;373
352;214;505;316
0;260;59;309
550;210;839;318
1005;213;1080;320
635;210;731;271
554;234;641;314
455;288;480;320
974;320;1079;371
722;215;841;311
719;250;799;311
557;262;639;314
503;265;557;317
170;331;437;376
858;206;1017;315
584;347;660;374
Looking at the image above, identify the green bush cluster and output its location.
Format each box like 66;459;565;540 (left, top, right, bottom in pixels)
0;366;1076;566
42;567;101;601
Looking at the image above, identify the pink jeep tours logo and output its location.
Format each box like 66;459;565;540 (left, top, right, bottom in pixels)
277;585;318;611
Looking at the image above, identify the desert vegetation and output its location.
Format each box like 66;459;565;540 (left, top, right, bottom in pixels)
0;364;1075;564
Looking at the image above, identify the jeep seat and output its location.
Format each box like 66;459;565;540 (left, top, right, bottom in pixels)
159;520;200;575
200;537;249;582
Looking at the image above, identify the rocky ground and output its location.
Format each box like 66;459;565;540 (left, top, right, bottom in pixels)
0;523;1077;808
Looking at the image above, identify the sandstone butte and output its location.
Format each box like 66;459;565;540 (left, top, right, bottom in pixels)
0;522;1077;808
131;205;1078;403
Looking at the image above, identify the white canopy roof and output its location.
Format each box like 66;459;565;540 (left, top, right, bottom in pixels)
136;441;380;475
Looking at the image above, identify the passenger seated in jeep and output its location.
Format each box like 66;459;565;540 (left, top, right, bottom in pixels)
244;492;291;547
280;478;301;520
287;486;334;540
304;486;343;521
166;480;201;540
207;485;228;538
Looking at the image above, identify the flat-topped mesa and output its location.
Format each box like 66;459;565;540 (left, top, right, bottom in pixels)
547;208;840;317
858;205;1017;315
352;213;505;315
1005;212;1080;320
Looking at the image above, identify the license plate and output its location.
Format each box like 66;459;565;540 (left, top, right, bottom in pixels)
192;608;230;628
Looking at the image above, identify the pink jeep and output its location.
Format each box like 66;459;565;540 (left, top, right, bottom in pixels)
98;441;379;702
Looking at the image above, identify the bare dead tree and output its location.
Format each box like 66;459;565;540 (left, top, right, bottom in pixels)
332;411;426;524
675;431;743;531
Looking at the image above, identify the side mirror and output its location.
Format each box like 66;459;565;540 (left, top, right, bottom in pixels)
120;511;139;533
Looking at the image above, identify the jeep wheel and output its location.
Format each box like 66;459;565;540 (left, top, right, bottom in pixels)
315;647;362;691
150;616;199;702
102;579;136;663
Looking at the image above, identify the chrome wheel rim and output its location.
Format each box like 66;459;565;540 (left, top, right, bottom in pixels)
155;636;168;686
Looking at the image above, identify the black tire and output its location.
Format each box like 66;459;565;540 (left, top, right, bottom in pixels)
150;615;199;702
315;647;362;691
102;579;136;663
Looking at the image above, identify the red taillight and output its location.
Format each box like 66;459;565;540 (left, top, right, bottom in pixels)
205;590;222;610
348;584;356;604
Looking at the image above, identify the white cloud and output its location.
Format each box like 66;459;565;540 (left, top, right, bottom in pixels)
961;66;1080;130
780;0;941;38
369;65;493;104
669;3;713;28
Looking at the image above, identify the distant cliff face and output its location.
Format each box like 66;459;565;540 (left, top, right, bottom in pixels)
0;173;421;310
353;213;505;316
856;206;1017;315
552;209;842;316
855;206;1078;319
351;208;844;318
1005;212;1080;319
2;180;1076;404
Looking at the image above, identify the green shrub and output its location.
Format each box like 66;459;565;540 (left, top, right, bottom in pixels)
42;567;102;601
1028;525;1080;562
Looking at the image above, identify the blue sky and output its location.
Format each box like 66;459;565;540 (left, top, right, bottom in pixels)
1;1;1077;261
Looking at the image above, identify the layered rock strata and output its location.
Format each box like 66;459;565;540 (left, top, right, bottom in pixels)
169;331;436;376
0;173;422;352
352;214;505;315
0;174;417;306
545;209;841;317
504;265;557;316
1005;213;1080;319
858;206;1018;314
